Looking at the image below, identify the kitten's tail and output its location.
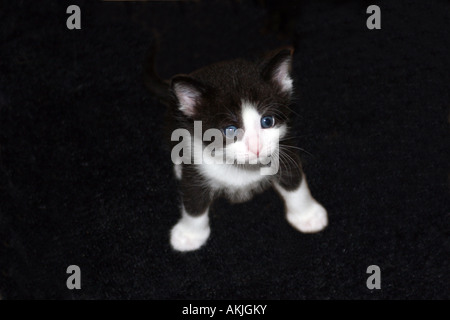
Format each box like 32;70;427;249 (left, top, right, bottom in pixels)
143;30;171;104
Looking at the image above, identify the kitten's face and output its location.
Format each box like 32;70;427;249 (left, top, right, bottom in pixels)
171;48;294;165
219;100;288;164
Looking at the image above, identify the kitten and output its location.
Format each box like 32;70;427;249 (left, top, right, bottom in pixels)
145;42;328;252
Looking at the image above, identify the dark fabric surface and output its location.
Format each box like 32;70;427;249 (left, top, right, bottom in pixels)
0;0;449;299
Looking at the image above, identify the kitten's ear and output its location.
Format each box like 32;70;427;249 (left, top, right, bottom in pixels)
261;47;294;94
171;76;206;117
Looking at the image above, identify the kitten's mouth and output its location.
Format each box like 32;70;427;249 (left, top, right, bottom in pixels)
216;146;278;166
232;152;275;165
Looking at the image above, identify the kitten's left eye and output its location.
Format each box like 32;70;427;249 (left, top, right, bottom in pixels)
224;125;238;137
261;116;275;128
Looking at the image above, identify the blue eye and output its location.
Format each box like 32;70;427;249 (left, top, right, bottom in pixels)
261;116;275;128
224;125;238;137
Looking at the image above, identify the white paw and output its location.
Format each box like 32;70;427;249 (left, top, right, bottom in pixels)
286;202;328;233
170;220;210;252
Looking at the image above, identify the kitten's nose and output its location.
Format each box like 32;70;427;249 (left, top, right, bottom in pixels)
245;135;260;156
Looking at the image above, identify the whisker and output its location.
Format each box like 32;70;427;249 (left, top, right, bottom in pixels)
279;144;314;157
277;150;303;177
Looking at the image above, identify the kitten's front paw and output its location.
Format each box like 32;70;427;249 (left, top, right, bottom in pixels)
170;221;211;252
286;202;328;233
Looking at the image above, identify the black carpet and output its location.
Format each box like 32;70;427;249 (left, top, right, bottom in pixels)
1;0;449;299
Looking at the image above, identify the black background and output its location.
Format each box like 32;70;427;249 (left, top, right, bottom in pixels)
0;0;449;299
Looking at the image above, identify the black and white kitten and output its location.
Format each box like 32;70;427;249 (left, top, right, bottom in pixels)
145;45;328;252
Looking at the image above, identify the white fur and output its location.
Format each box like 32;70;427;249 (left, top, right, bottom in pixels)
274;176;328;233
170;206;210;251
196;145;267;189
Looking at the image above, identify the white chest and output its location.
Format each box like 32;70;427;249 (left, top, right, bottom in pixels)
197;162;270;202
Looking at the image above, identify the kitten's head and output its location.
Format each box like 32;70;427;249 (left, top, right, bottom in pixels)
171;47;294;165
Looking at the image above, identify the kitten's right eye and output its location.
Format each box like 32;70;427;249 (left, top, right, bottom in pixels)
224;125;238;138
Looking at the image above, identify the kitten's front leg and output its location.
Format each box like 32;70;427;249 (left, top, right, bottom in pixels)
170;173;212;251
170;206;210;252
274;164;328;233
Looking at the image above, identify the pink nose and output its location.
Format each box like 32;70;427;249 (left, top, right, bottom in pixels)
246;136;260;156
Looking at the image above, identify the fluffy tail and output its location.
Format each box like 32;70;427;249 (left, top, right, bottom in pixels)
143;31;171;104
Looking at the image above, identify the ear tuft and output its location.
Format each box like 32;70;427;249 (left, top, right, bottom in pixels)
262;47;294;93
171;76;204;117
